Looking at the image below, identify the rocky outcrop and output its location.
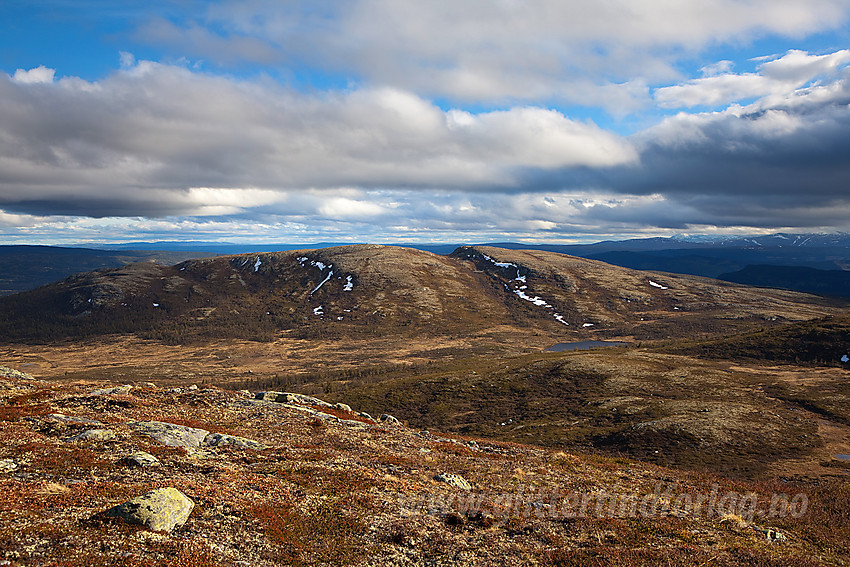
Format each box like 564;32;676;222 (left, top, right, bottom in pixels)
102;488;194;532
130;420;268;450
129;421;209;448
0;366;34;380
255;391;333;407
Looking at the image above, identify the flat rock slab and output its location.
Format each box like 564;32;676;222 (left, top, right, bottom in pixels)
90;385;133;396
47;413;103;425
103;488;194;532
203;433;268;450
68;429;116;442
0;459;18;473
129;421;209;448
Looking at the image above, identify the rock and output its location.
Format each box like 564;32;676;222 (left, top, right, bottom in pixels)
203;433;268;450
90;385;133;396
103;488;194;533
0;366;34;380
129;421;209;448
254;391;285;401
188;385;198;391
359;412;374;421
68;429;117;442
255;391;332;407
380;414;401;425
47;413;103;425
124;452;160;467
0;459;18;473
333;402;352;412
434;473;472;491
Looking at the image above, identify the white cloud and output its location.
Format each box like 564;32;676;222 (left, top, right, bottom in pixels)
654;49;850;108
12;66;55;84
187;0;850;106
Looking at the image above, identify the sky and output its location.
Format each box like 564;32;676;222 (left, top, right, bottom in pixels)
1;1;850;246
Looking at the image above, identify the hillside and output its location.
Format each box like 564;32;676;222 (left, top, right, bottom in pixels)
0;245;841;345
1;368;848;566
0;246;211;296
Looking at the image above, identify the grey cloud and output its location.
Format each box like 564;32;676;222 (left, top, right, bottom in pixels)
166;0;850;107
0;63;636;218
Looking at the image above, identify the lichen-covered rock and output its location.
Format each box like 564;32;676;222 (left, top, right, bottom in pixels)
47;413;103;425
124;452;160;467
380;413;401;425
0;366;34;380
203;433;268;450
434;473;473;491
103;488;194;532
129;421;209;448
333;402;352;412
68;429;116;442
90;385;133;396
255;391;332;407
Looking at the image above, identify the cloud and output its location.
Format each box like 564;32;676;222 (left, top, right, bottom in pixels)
152;0;850;107
654;49;850;108
0;60;637;218
12;66;55;84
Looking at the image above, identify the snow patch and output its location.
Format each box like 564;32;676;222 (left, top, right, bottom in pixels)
311;270;334;295
153;303;160;308
313;306;324;315
553;314;569;326
253;257;262;272
512;288;550;307
343;275;354;291
842;355;849;363
648;280;668;290
582;323;594;327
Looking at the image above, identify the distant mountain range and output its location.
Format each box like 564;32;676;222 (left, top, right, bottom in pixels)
2;232;849;298
0;244;838;345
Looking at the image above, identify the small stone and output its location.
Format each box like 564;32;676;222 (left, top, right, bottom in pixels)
434;473;472;491
380;414;401;425
203;433;268;450
102;487;194;533
0;459;18;473
333;402;352;412
358;412;374;421
188;385;198;391
68;429;117;442
125;452;160;467
90;385;133;396
129;421;209;448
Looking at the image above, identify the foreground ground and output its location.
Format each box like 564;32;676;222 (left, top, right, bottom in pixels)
1;367;848;566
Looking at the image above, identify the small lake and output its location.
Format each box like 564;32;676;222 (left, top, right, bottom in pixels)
545;341;629;352
835;454;850;461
